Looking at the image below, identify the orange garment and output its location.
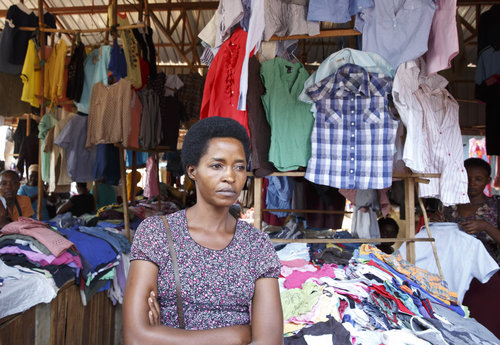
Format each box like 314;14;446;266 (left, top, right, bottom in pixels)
128;90;142;148
359;244;459;304
8;195;35;221
127;171;142;201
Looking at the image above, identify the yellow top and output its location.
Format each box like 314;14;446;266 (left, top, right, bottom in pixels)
44;40;67;104
20;39;41;107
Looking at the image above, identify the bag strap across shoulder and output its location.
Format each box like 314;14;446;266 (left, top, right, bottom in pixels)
161;215;185;329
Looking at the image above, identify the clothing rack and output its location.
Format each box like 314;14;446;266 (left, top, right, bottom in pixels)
17;0;149;222
115;144;173;241
250;171;441;265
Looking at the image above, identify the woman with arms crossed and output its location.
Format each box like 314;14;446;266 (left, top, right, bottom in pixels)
123;117;283;345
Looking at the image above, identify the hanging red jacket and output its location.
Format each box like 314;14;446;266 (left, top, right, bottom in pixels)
200;27;250;137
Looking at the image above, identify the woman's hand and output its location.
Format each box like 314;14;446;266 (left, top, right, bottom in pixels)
148;291;161;326
460;219;494;234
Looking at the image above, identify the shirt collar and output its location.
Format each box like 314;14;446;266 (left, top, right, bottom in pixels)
334;63;370;97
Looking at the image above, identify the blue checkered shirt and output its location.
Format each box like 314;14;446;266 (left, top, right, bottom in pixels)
304;64;398;189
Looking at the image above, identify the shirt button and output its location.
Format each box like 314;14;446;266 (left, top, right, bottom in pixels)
351;157;354;161
350;169;354;173
351;110;354;114
351;98;354;101
351;146;354;150
351;122;355;126
351;134;355;137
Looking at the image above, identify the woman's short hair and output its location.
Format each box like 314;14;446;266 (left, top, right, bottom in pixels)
464;158;491;176
181;117;250;172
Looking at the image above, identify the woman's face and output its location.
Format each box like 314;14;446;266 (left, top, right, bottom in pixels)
187;137;247;208
467;166;491;198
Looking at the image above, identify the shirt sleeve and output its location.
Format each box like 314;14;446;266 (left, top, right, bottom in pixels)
18;185;28;196
248;226;281;280
130;216;165;266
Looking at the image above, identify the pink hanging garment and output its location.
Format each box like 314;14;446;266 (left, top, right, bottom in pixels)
144;155;159;198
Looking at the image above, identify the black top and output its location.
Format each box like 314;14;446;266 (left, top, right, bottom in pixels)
66;42;87;102
69;194;95;217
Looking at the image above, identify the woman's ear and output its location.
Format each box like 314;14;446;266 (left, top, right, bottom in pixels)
186;165;196;181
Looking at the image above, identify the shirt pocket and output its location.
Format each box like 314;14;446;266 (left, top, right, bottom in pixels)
363;108;382;124
322;105;343;125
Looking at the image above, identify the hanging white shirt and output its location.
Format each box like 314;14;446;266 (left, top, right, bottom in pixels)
392;58;469;206
400;222;499;303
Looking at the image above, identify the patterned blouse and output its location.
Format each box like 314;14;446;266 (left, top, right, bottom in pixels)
444;196;500;263
130;209;281;330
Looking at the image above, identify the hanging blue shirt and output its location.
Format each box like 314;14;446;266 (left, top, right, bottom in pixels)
54;114;97;183
265;176;294;218
355;0;436;69
304;64;397;189
74;46;111;114
307;0;351;23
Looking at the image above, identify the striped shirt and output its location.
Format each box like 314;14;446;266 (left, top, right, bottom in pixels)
304;64;398;189
393;58;469;206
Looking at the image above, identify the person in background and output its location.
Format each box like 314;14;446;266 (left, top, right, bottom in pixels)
17;164;50;220
376;217;399;254
123;117;283;344
0;170;34;227
441;157;500;337
91;180;118;210
443;158;500;261
56;182;96;217
127;171;143;202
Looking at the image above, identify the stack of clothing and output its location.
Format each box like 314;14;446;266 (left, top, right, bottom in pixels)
0;216;132;319
0;217;80;317
278;243;500;345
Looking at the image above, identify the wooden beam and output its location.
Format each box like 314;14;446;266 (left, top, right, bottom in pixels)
0;2;219;17
269;29;361;41
168;10;184;36
179;0;200;66
458;14;477;35
149;9;192;66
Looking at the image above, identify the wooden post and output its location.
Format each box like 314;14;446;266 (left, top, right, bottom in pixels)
119;146;131;241
144;0;150;26
405;177;416;264
36;0;45;221
253;177;263;229
156;154;161;212
93;181;99;208
130;150;137;205
138;0;144;22
112;0;118;28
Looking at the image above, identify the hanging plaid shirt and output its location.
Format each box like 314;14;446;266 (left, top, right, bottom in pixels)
304;63;398;189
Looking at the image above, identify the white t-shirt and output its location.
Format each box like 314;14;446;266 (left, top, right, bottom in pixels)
400;222;499;303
